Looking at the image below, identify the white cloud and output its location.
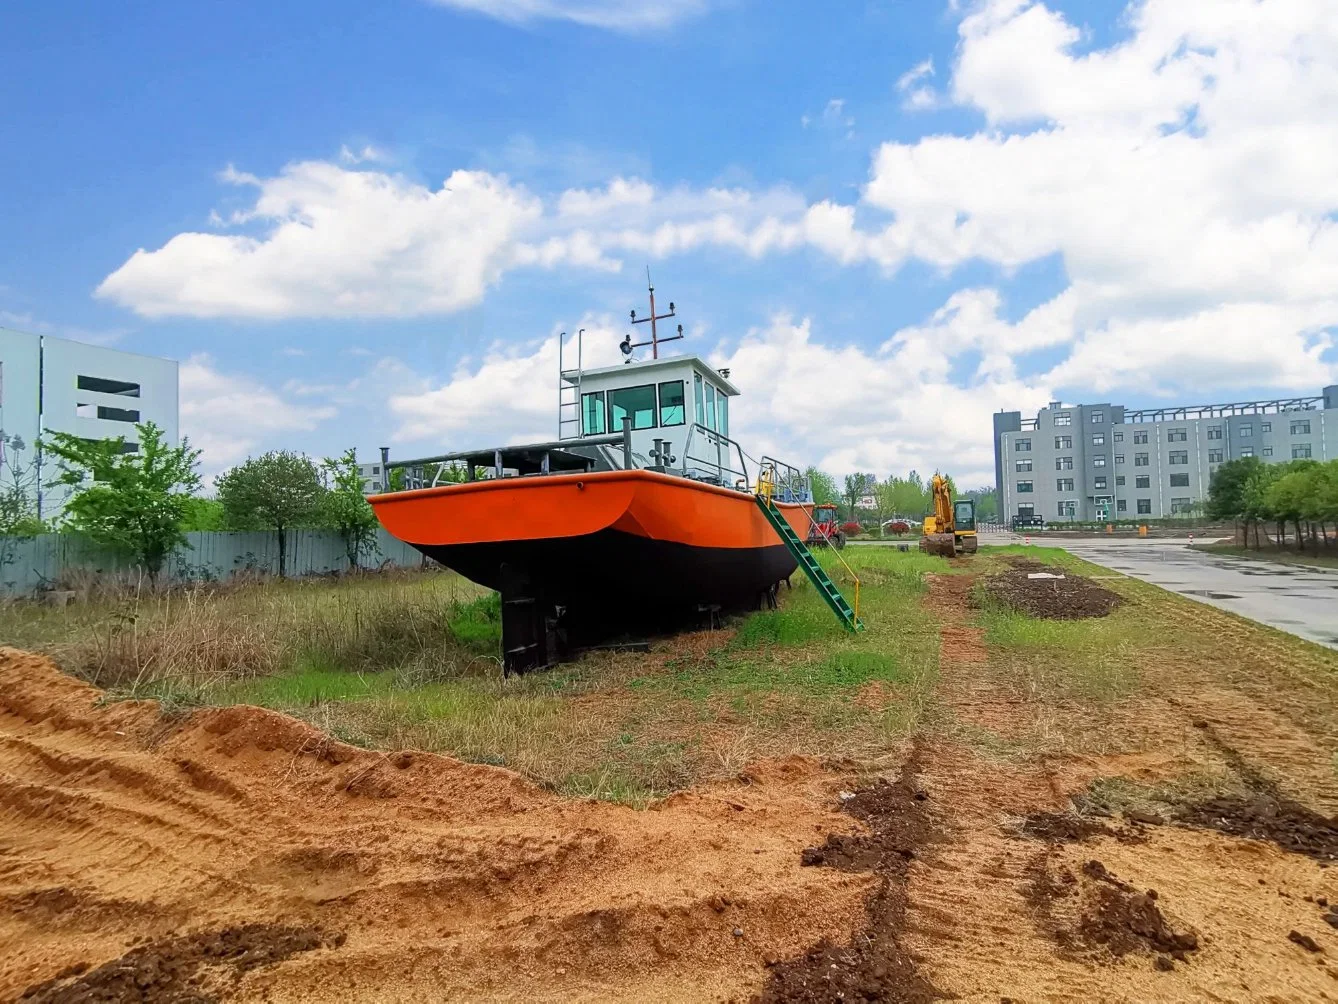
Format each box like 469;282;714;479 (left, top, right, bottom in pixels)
382;299;1058;485
860;0;1338;396
338;144;387;165
179;354;337;474
896;57;934;92
388;321;627;447
424;0;709;31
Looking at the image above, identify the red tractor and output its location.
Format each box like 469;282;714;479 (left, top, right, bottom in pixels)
807;504;847;549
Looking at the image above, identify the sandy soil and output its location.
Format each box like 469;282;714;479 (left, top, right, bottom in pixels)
6;562;1338;1002
0;648;866;1002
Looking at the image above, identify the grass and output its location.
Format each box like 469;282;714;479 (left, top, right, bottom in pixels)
1192;541;1338;571
12;538;1338;807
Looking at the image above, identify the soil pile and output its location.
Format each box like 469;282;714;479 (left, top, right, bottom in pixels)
19;924;338;1003
1075;860;1199;960
984;560;1122;620
1176;792;1338;861
761;748;944;1003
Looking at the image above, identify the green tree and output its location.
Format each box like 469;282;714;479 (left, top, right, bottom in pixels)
804;466;839;506
178;496;225;531
217;450;326;577
0;435;47;578
965;486;998;522
41;422;201;582
843;472;875;522
321;448;381;569
1207;456;1265;545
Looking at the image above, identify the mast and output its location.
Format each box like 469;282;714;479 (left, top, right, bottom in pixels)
628;268;682;360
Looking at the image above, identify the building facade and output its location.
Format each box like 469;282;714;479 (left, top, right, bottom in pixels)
0;327;179;518
993;386;1338;523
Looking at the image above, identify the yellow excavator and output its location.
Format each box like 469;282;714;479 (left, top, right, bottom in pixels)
919;473;978;557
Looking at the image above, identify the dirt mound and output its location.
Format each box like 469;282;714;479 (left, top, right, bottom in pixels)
761;748;944;1003
1019;811;1121;843
18;924;338;1003
1023;854;1199;967
1175;793;1338;861
984;562;1122;620
1076;860;1199;960
0;647;869;1002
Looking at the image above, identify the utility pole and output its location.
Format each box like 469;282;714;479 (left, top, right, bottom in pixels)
628;268;683;360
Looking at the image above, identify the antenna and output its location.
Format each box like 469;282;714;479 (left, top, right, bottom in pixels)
626;268;683;360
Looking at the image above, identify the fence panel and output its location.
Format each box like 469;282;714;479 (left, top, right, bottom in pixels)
0;528;426;597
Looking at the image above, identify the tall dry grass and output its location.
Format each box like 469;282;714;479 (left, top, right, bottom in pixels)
2;568;494;692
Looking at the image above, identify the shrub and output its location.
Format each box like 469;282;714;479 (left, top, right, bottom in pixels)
840;521;863;536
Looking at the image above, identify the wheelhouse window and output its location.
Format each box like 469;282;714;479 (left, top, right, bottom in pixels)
608;384;658;431
704;383;717;431
693;373;705;426
718;394;729;436
581;391;606;435
657;381;685;426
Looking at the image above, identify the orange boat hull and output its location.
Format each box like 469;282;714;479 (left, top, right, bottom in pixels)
370;470;811;668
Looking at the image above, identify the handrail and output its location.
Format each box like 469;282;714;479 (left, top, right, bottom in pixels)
758;454;810;503
758;464;861;624
680;423;750;489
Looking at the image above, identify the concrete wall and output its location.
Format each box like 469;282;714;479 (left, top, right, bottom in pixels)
0;527;426;597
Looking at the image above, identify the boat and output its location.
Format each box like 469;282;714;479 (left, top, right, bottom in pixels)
369;284;817;672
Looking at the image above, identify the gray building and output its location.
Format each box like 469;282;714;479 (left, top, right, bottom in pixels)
993;386;1338;523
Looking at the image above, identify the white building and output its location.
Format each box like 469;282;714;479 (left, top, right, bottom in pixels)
0;327;179;519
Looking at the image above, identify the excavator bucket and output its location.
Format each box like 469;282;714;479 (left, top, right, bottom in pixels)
919;533;957;557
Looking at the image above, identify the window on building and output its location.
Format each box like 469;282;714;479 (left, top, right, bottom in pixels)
1135;452;1149;466
1056;478;1074;491
1093;455;1107;467
1262;446;1273;457
608;384;657;431
1054;412;1072;427
1015;438;1031;451
1094;476;1107;489
76;375;141;397
1170;497;1193;514
1114;431;1124;442
1208;448;1223;463
1016;459;1033;472
371;481;381;491
371;466;380;475
1240;423;1253;437
1207;426;1223;440
1114;454;1125;465
1136;475;1150;489
1016;480;1034;493
1293;443;1313;459
1240;446;1254;457
1116;475;1126;486
1261;421;1272;433
580;391;606;434
1055;435;1072;449
1117;499;1128;512
99;405;140;423
1058;500;1077;517
1092;433;1105;446
1056;456;1073;470
657;381;685;426
1169;450;1189;465
1134;431;1148;444
1167;428;1188;442
1137;498;1152;514
1017;503;1035;517
1170;473;1190;487
1291;420;1311;436
1091;411;1105;424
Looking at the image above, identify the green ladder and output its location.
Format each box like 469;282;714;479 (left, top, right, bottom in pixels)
755;495;863;632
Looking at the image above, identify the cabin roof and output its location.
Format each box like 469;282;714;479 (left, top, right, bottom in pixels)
562;354;740;396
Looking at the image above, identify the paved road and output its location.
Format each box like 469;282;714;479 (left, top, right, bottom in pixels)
1050;539;1338;650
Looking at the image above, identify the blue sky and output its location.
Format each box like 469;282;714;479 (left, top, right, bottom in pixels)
3;0;1335;485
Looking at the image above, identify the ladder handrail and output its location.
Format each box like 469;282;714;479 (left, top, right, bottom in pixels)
755;474;862;630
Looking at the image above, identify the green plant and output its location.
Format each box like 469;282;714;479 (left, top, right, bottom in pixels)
217;450;326;577
41;421;202;582
320;447;381;568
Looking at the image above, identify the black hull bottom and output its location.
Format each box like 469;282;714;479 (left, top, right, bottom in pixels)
411;528;800;672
